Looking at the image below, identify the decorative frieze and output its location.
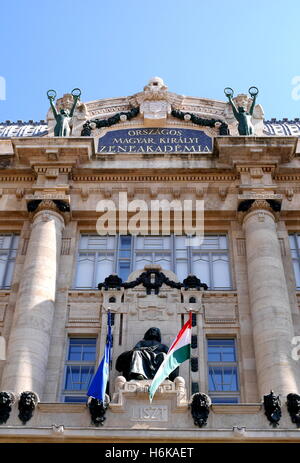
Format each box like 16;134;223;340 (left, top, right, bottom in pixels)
110;376;188;413
0;175;35;182
34;166;72;174
72;173;238;182
204;303;238;324
68;291;100;303
67;302;100;326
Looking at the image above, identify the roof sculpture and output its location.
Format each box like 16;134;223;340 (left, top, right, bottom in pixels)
1;77;299;138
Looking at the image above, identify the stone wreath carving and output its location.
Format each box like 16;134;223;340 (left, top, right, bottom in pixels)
81;107;140;136
263;390;281;427
190;392;211;427
286;393;300;428
0;391;16;424
87;395;110;426
171;109;229;135
18;391;39;425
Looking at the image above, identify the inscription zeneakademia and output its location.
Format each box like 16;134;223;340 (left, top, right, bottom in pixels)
97;128;212;153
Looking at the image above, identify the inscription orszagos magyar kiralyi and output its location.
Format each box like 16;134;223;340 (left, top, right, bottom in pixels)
97;127;212;153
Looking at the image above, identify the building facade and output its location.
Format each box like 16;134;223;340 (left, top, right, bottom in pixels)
0;78;300;442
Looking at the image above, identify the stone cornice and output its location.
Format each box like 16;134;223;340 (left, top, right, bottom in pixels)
71;170;238;182
211;404;262;414
0;174;36;182
214;136;298;166
84;91;228;121
11;137;95;166
275;173;300;181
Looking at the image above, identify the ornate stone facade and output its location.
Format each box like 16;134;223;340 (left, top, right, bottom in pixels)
0;79;300;442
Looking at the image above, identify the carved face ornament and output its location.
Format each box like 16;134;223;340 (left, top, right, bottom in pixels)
143;77;168;93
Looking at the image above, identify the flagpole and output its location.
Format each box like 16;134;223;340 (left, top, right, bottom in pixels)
188;309;193;400
107;308;112;398
107;307;112;370
87;307;112;403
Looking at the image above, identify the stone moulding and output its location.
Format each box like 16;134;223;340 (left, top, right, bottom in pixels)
110;378;188;414
38;403;86;413
11;137;95;166
1;427;300;443
211;404;262;414
214;136;298;165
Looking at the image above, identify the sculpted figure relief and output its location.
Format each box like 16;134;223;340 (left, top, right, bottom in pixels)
224;87;259;135
116;327;177;381
47;88;81;136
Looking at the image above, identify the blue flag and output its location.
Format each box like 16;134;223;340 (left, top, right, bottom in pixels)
87;311;112;402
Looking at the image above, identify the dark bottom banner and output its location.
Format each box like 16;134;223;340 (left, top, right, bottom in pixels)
0;443;297;461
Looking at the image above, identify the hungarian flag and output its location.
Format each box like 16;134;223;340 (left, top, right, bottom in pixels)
148;312;192;402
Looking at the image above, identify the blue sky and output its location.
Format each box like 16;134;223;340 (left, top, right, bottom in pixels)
1;0;300;122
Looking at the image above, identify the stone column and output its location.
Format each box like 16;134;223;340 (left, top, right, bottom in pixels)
241;199;299;397
1;200;65;397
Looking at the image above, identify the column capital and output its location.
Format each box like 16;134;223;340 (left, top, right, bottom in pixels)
27;199;70;224
237;198;281;224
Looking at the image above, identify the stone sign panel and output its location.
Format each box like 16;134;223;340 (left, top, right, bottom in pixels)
97;127;212;154
131;405;168;422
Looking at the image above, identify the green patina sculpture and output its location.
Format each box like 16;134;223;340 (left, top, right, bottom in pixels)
47;88;81;136
224;87;259;135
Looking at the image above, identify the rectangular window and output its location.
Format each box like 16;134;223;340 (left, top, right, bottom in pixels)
74;234;232;290
134;236;172;272
207;339;239;403
289;234;300;289
118;235;133;281
74;235;117;288
0;234;19;289
62;338;97;403
190;235;231;290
